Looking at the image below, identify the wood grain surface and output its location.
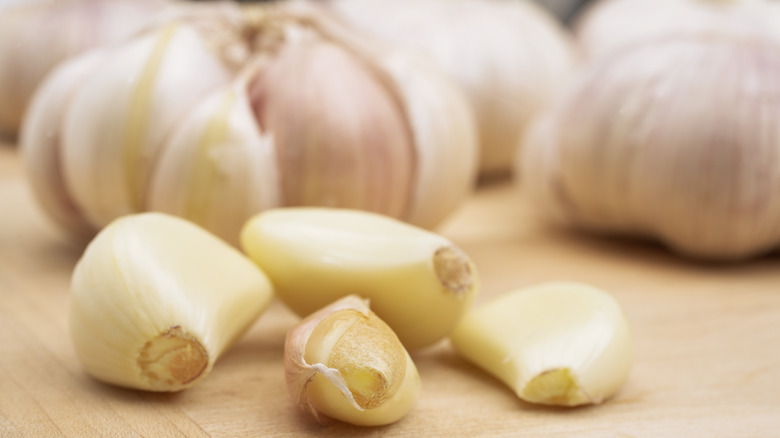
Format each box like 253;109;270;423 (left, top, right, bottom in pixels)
2;140;779;437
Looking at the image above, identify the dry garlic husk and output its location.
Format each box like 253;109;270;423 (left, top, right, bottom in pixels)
0;0;169;137
70;212;274;392
241;208;479;350
321;0;578;175
148;6;478;244
519;32;780;260
285;295;421;426
450;283;633;407
574;0;780;58
21;7;245;236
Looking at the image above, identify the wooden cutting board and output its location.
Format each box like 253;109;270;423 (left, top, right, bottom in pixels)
2;141;779;437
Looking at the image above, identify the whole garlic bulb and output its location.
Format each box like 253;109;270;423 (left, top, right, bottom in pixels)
0;0;170;138
574;0;780;58
22;3;478;246
147;7;477;244
519;32;780;261
320;0;578;176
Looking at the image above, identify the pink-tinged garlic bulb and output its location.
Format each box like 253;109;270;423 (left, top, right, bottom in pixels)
21;4;245;238
519;32;780;261
320;0;578;176
0;0;170;138
147;6;477;245
574;0;780;59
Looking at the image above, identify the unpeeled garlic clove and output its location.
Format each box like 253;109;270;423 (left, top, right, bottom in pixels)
241;207;479;350
20;49;106;240
285;295;421;426
450;282;633;407
69;212;274;391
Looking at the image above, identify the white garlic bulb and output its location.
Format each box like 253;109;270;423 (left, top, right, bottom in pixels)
147;6;478;244
320;0;578;176
519;32;780;260
574;0;780;58
0;0;169;137
21;6;246;237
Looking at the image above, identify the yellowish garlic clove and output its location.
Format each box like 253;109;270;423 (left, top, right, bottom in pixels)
69;212;274;391
450;282;633;407
285;295;421;426
241;207;479;350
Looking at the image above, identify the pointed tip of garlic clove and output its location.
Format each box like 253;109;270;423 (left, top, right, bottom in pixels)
284;295;421;426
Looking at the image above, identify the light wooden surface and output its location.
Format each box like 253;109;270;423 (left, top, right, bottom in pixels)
2;140;779;437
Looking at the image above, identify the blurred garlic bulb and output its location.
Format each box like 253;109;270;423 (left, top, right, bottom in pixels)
520;32;780;260
148;6;477;244
0;0;169;138
320;0;578;176
22;5;246;238
574;0;780;58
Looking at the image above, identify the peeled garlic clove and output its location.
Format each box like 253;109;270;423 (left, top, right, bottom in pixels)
60;20;237;228
323;0;577;176
520;33;780;260
0;0;168;137
70;212;274;391
20;49;106;239
147;75;281;247
450;283;633;407
285;295;421;426
241;207;479;350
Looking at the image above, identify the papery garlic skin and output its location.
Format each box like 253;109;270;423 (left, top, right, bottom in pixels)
70;213;274;392
285;295;421;426
58;21;236;229
574;0;780;58
323;0;577;175
450;283;633;407
0;0;168;137
241;208;479;350
520;33;780;260
20;50;106;239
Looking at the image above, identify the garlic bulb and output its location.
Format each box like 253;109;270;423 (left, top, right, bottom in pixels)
147;5;477;244
450;283;633;406
0;0;169;138
285;295;421;426
519;32;780;260
21;6;245;237
320;0;578;176
574;0;780;58
70;212;274;392
241;207;479;350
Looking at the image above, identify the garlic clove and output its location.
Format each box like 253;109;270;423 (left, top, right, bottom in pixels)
60;21;237;229
246;25;416;220
285;295;421;426
147;72;281;247
69;212;274;391
241;207;479;350
292;6;479;228
450;282;633;406
20;49;106;239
